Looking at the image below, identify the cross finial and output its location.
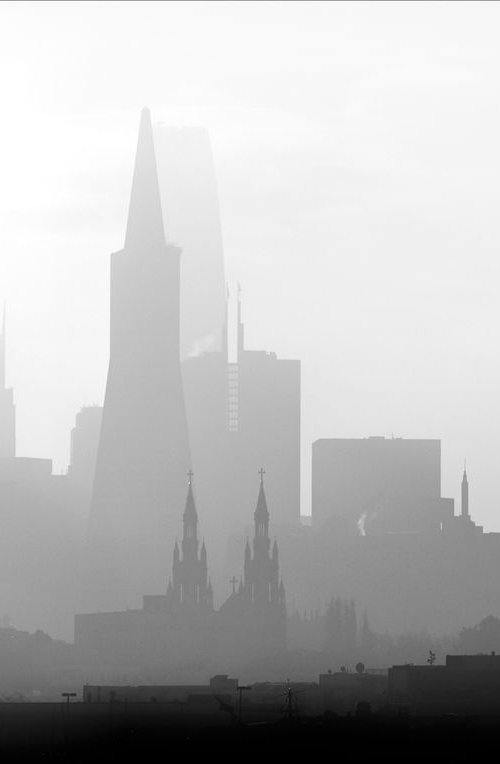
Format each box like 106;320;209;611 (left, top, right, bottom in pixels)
258;467;265;484
230;576;238;594
187;469;194;485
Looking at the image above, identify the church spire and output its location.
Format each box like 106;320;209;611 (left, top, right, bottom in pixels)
183;470;198;542
254;468;270;537
124;107;166;253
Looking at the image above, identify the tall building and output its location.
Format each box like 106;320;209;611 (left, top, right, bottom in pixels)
182;290;301;560
67;406;102;489
312;436;453;534
87;109;191;610
0;308;15;458
441;465;483;537
461;466;469;518
154;126;226;360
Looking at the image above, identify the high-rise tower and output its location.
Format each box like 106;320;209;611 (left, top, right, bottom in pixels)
87;109;191;610
461;465;469;518
0;307;15;458
154;126;226;360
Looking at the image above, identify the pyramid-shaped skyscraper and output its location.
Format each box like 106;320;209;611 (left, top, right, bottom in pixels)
87;108;191;610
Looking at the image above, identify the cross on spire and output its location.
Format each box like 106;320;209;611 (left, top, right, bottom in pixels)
258;467;266;484
230;576;238;594
187;469;194;485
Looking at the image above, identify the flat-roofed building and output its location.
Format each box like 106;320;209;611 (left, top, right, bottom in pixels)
312;436;453;535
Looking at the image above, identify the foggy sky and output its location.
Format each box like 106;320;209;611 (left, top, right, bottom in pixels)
0;1;500;525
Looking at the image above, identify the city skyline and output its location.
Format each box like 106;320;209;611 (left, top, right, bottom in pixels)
2;4;500;757
1;1;500;532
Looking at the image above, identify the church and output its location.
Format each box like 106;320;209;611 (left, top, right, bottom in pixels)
74;472;286;683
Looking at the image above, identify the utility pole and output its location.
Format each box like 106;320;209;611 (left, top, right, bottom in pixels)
237;685;251;724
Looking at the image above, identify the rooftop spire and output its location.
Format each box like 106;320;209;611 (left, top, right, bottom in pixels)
124;107;166;253
183;472;198;523
255;468;269;521
461;461;469;518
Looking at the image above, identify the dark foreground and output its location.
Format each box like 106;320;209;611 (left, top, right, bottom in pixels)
2;704;500;762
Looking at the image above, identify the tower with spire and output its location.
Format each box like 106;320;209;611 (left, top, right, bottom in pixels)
461;464;469;519
216;470;286;667
167;472;213;613
242;469;284;609
441;463;484;538
87;108;191;610
0;306;15;458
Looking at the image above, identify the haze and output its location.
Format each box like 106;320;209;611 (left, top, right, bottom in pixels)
0;0;499;526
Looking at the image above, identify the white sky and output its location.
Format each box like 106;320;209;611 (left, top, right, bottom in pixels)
0;1;499;524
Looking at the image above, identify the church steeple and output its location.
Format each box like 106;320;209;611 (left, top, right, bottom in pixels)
168;471;213;612
254;468;270;540
183;470;198;542
238;470;284;607
124;107;166;253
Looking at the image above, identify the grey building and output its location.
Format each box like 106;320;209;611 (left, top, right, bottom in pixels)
182;292;300;562
154;125;226;362
87;109;191;611
312;436;453;534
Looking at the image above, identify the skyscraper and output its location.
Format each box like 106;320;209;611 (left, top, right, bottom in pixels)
154;126;226;360
182;289;301;562
87;108;191;610
461;466;469;518
0;307;15;458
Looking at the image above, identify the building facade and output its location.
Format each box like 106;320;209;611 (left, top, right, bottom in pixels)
87;109;191;610
312;436;453;534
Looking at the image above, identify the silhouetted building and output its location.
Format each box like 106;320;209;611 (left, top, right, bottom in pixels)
77;477;215;682
442;466;483;537
87;108;191;610
159;473;214;615
182;291;300;563
318;668;387;715
216;473;287;668
154;125;226;360
461;465;469;518
76;475;287;682
82;674;238;705
312;436;453;534
388;654;500;715
0;319;82;638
